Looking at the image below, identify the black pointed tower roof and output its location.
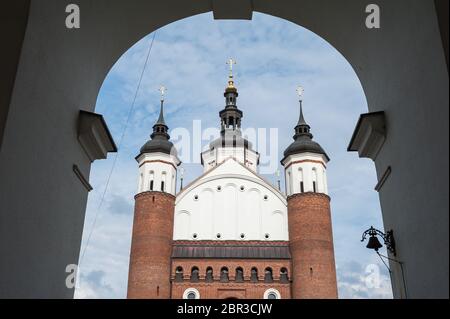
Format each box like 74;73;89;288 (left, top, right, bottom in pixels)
138;97;177;158
209;59;253;150
282;98;329;162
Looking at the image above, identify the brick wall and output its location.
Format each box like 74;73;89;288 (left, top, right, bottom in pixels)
287;192;338;299
127;191;175;299
171;258;292;299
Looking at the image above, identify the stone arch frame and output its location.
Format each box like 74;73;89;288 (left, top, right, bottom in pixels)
1;0;446;299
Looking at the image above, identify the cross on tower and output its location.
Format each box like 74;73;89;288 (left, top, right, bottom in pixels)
296;86;304;100
159;85;167;101
227;58;236;77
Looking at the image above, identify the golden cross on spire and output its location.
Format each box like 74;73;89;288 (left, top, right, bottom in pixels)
159;85;167;101
227;58;236;78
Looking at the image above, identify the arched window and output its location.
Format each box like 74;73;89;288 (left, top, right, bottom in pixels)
287;172;291;195
149;171;154;191
280;268;289;283
161;172;167;192
139;173;144;192
299;168;304;193
175;266;183;282
264;267;273;283
312;168;318;193
251;267;258;282
220;267;229;282
235;267;244;282
172;174;175;193
205;267;213;282
190;267;199;283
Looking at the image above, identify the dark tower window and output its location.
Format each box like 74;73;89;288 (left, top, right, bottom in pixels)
251;267;258;282
264;267;273;283
161;181;165;192
313;181;317;193
150;180;154;191
300;181;304;193
190;267;199;283
205;267;213;282
280;268;289;283
175;266;183;282
220;267;229;282
235;267;244;282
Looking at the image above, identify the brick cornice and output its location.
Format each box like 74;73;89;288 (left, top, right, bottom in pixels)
171;282;290;287
287;192;330;202
138;159;178;170
172;240;290;247
134;190;176;200
284;159;327;170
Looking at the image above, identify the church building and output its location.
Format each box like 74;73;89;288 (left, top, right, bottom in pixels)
127;63;338;299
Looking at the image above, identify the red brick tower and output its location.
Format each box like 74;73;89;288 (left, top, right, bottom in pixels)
127;91;181;298
281;90;338;299
287;193;337;298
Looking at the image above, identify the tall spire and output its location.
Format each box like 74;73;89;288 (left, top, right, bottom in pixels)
282;85;329;162
294;86;312;139
155;100;166;125
151;86;169;140
138;85;177;157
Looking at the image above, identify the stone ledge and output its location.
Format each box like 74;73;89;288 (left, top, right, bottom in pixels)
134;191;176;200
287;192;330;202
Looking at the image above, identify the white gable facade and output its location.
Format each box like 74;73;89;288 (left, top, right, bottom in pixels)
174;158;288;241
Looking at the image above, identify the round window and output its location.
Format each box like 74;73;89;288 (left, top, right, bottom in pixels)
264;288;281;300
268;292;278;299
183;288;200;299
187;292;196;299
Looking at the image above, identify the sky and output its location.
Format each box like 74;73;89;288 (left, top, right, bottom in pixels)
74;12;393;299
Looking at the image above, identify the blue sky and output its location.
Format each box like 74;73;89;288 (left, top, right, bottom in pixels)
75;12;392;299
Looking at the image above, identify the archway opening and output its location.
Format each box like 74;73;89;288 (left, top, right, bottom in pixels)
75;11;391;299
